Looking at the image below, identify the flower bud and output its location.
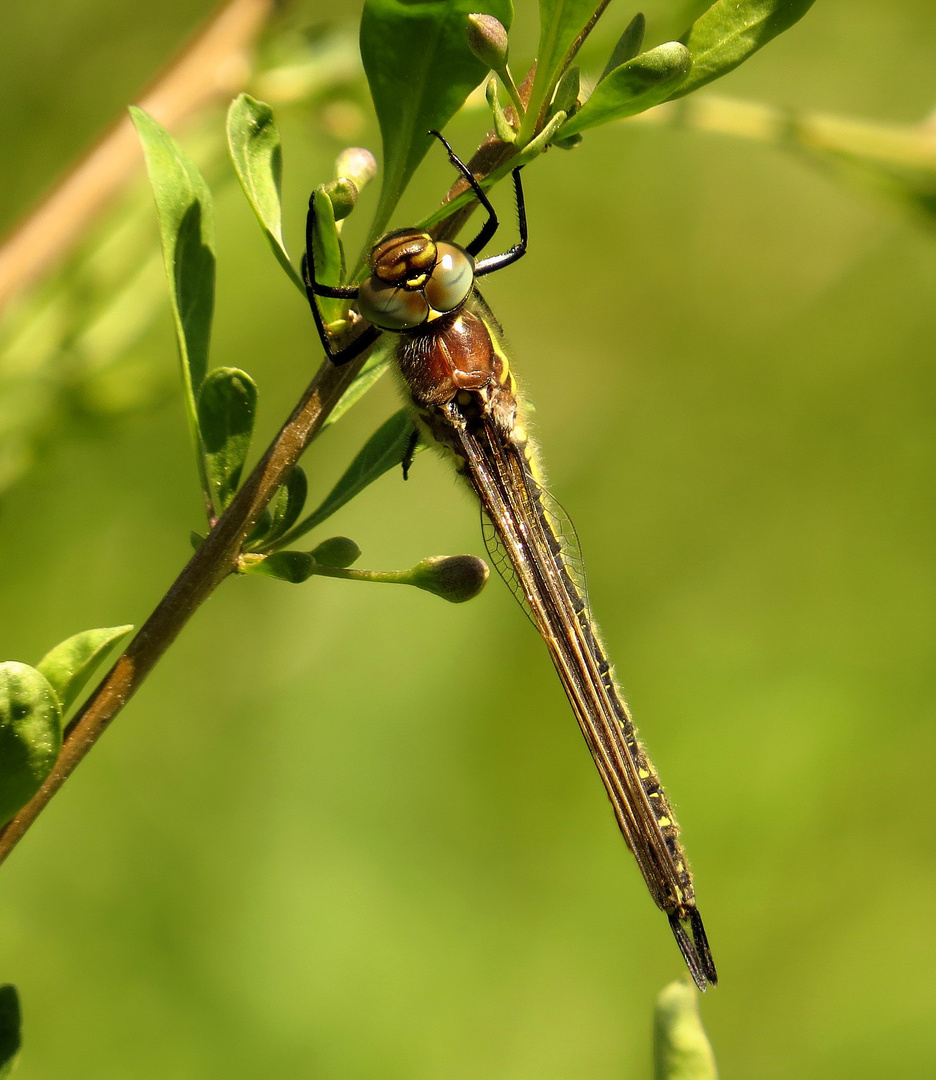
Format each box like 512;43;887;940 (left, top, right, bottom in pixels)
310;536;362;569
322;177;358;221
466;13;509;70
410;555;489;604
334;146;377;191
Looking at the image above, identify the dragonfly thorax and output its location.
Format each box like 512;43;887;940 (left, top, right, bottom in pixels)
357;229;475;332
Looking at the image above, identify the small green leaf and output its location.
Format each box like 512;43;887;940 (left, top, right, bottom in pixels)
521;0;602;138
560;42;691;136
226;94;304;293
322;340;396;432
653;979;719;1080
487;78;517;145
0;985;21;1078
245;508;273;548
310;536;362;569
550;64;581;118
36;625;133;716
668;0;817;101
197;367;258;513
243;550;316;583
360;0;513;241
287;409;418;543
0;662;62;826
600;12;646;80
254;466;308;550
130;107;215;498
312;188;345;325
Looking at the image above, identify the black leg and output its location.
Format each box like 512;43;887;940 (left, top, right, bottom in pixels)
428;130;500;258
474;167;527;277
401;427;420;480
303;191;381;366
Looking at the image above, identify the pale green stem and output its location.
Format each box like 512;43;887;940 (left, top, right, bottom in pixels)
495;64;526;120
636;94;936;180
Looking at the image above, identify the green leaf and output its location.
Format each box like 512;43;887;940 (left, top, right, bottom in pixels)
0;662;62;826
667;0;817;101
360;0;513;242
486;78;518;145
0;985;21;1078
550;64;581;119
253;466;308;550
653;979;718;1080
197;367;258;513
312;187;345;324
599;11;646;80
242;550;316;583
521;0;603;138
226;94;304;294
287;408;418;542
322;340;396;432
130;107;215;499
560;42;691;136
36;625;133;716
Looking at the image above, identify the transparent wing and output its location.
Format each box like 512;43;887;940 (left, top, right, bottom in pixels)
523;475;590;612
481;506;536;626
480;466;591;629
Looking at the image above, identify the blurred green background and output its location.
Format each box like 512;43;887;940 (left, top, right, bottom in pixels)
1;1;935;1077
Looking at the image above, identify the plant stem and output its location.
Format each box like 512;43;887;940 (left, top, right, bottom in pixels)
0;0;274;317
496;65;526;121
0;348;368;868
637;94;936;185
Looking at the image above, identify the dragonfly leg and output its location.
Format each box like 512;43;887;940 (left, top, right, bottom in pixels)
428;130;501;257
474;167;527;277
401;427;420;480
303;191;381;365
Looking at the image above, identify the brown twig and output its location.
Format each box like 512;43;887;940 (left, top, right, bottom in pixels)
431;66;537;244
0;17;515;864
0;347;369;867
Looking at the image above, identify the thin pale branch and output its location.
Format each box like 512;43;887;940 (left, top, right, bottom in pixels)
0;0;274;316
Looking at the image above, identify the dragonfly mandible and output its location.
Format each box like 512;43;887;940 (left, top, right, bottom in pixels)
302;132;717;990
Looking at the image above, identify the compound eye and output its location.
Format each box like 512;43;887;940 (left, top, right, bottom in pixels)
357;275;429;330
424;243;474;314
370;230;436;285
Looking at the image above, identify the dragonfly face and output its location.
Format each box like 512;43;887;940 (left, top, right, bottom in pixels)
356;230;476;331
303;132;718;991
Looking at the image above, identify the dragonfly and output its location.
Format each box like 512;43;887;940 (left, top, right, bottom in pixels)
302;132;717;990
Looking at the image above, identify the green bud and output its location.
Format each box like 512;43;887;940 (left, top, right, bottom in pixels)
409;555;489;604
653;979;718;1080
310;536;362;569
466;13;509;70
334;146;377;192
322;177;358;222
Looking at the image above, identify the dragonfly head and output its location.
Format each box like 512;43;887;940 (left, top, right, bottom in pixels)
357;229;475;331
